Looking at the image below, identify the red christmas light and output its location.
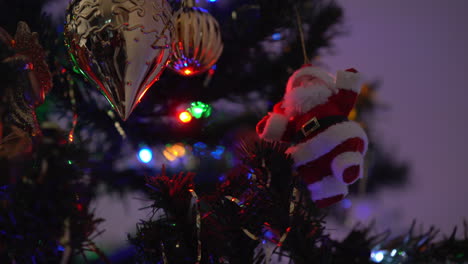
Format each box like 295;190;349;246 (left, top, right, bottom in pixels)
183;68;194;76
179;111;192;123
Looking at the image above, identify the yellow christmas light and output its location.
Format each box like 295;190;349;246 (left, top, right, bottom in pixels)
163;143;187;161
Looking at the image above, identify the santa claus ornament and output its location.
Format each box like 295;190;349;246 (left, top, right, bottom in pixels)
256;65;368;208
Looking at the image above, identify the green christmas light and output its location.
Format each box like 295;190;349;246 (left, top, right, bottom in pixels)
187;101;212;119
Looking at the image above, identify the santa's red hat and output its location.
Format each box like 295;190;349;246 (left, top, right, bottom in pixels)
283;66;361;117
286;65;336;93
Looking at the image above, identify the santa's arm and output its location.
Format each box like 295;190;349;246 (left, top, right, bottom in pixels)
334;68;361;115
257;112;289;141
257;101;299;142
256;102;289;142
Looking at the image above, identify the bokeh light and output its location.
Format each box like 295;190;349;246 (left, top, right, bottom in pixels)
179;111;193;123
138;148;153;163
163;143;187;161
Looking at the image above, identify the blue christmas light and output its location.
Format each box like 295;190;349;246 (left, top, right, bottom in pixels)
370;250;387;263
208;0;217;2
138;148;153;163
264;230;275;240
193;142;208;156
218;174;226;182
272;33;281;40
194;142;207;149
211;146;225;160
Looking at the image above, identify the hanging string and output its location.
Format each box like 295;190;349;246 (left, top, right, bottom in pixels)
294;4;309;64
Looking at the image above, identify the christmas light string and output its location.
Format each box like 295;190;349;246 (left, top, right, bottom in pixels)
67;86;78;143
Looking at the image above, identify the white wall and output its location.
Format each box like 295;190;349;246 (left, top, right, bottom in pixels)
324;0;468;235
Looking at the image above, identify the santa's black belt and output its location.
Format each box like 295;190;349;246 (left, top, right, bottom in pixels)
292;115;348;144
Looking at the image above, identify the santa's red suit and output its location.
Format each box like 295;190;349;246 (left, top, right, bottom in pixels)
256;65;368;208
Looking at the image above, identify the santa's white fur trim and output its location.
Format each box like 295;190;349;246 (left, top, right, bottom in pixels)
258;113;289;141
283;84;333;116
308;175;348;201
286;67;335;93
336;70;361;92
286;121;368;167
331;151;363;184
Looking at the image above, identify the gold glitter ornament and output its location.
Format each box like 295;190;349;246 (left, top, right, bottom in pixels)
64;0;174;120
169;0;223;76
0;22;53;158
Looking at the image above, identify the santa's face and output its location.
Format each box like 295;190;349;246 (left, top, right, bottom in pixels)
291;74;329;91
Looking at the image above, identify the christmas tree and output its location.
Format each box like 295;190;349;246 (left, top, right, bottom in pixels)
0;0;466;263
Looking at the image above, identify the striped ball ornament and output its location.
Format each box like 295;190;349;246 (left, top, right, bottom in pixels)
169;0;223;76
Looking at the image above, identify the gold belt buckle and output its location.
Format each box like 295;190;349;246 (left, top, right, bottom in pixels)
301;117;320;137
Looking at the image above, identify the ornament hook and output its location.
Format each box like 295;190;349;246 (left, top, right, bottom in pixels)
184;0;196;8
294;4;309;64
